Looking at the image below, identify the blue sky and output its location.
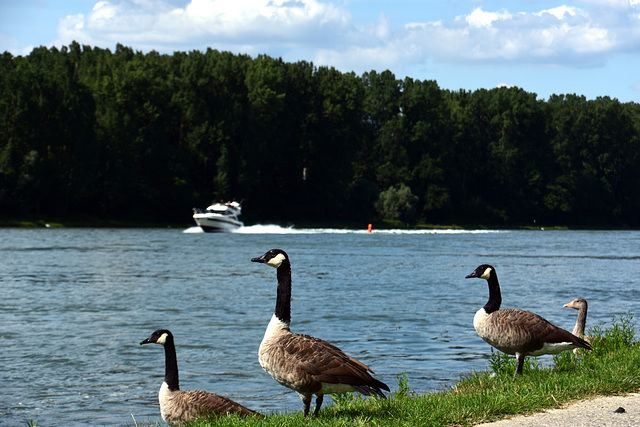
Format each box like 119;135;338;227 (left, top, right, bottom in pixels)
2;0;640;102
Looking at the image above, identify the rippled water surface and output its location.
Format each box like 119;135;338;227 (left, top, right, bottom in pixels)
1;226;639;426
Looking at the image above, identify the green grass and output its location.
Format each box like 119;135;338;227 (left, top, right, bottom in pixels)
127;313;639;427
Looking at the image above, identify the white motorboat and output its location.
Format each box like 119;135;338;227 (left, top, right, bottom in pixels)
192;201;244;232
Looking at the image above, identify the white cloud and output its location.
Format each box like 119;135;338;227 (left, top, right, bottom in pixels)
464;7;512;28
180;0;346;38
57;0;354;52
390;3;638;69
537;5;579;20
52;0;640;73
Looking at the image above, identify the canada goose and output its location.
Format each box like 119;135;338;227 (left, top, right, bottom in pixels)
140;329;260;425
465;265;592;377
563;298;588;338
251;248;389;417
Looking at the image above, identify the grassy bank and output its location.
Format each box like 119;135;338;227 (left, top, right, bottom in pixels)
129;313;639;427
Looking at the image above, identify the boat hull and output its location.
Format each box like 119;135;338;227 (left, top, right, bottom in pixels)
193;214;243;232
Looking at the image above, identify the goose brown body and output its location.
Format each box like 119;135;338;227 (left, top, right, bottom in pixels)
473;307;587;356
466;265;592;377
157;384;258;425
140;329;260;426
252;249;389;416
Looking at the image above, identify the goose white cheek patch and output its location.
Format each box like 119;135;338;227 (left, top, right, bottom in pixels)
157;333;168;345
266;253;286;268
481;267;493;280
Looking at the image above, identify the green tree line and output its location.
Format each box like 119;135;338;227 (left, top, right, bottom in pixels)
1;42;639;226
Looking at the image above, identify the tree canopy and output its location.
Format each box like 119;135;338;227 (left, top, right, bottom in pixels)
2;43;639;227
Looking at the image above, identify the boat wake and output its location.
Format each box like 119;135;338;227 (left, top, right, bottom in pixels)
184;225;508;235
183;226;206;233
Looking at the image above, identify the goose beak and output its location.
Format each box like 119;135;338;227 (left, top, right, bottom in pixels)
140;337;152;345
563;302;574;308
251;255;266;263
465;272;478;279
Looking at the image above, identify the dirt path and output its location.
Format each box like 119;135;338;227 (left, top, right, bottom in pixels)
478;392;640;426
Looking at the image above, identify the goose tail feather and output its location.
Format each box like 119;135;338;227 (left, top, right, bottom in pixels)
351;379;390;398
574;334;592;351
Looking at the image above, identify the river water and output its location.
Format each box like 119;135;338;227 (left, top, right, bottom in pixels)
1;226;638;426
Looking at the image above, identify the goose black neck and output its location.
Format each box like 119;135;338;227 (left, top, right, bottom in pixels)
275;259;292;324
163;335;180;391
484;272;502;314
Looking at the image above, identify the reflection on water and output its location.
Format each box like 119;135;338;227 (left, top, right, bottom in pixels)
0;227;638;425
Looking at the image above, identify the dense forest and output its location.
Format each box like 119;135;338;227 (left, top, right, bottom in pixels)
1;42;640;227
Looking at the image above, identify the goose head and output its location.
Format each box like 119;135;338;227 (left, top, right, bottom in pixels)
563;298;587;310
140;329;172;346
251;249;289;269
465;264;495;281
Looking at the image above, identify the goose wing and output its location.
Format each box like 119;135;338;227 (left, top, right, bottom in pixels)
276;332;389;395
